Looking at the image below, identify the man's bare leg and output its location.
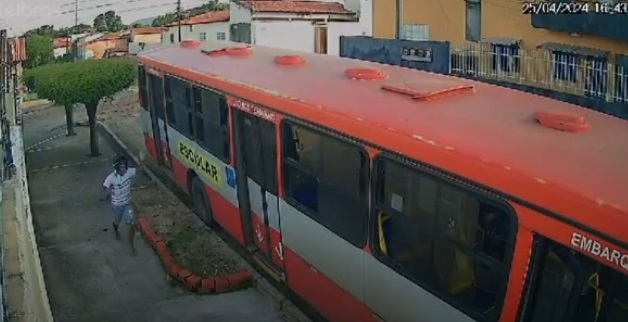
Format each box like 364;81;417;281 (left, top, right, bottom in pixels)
113;222;120;240
129;225;136;256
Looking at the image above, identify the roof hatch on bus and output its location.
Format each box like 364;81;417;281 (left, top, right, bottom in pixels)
380;81;475;102
202;46;252;57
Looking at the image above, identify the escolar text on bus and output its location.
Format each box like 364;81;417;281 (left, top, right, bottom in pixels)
571;232;628;272
178;141;223;187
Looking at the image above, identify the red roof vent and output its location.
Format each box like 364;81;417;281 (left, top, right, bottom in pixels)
345;68;387;80
180;40;200;48
534;111;589;133
226;46;252;56
274;55;306;66
381;84;474;101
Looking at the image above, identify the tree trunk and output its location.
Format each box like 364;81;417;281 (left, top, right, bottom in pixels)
65;104;76;136
86;103;100;157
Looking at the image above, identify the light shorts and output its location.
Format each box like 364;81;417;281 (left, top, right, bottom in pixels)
112;203;134;226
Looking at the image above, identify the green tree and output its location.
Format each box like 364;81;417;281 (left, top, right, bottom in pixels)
68;24;92;34
23;25;59;38
24;34;54;68
94;10;124;32
151;1;229;26
24;59;136;155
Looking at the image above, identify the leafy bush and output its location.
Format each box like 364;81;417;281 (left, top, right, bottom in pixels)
26;58;136;155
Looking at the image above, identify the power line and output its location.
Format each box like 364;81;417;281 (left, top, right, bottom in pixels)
57;0;173;16
60;0;212;8
17;0;213;35
23;0;207;24
56;0;209;17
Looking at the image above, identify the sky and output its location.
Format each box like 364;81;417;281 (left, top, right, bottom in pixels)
0;0;212;36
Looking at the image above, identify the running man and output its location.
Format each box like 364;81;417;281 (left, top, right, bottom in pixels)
102;151;144;255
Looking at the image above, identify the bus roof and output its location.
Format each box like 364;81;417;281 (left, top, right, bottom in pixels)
139;42;628;243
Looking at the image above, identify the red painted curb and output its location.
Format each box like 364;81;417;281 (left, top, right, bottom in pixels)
135;212;253;294
215;277;230;293
199;278;216;294
185;275;202;290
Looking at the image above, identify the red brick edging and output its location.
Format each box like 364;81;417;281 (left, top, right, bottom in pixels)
136;217;254;294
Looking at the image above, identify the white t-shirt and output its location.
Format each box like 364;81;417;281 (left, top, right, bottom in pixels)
103;168;137;206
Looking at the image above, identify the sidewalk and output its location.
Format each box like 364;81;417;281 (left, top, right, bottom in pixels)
26;125;283;322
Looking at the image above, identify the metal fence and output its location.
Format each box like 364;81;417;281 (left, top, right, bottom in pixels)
450;42;628;104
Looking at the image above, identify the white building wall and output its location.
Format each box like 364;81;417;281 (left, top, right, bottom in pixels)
253;19;370;56
161;22;230;44
53;48;67;58
254;21;315;53
327;21;369;56
227;0;372;55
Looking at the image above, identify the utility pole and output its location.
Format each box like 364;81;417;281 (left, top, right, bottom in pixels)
73;0;78;60
176;0;182;42
65;31;70;55
396;0;403;39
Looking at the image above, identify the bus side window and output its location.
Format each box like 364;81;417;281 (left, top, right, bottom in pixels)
521;238;628;322
607;278;628;321
282;121;369;248
165;76;193;137
373;158;515;319
192;86;231;163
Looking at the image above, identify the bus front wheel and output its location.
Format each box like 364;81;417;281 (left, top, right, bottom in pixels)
191;177;215;227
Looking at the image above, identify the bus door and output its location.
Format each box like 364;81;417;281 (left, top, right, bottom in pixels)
233;109;284;272
147;73;170;167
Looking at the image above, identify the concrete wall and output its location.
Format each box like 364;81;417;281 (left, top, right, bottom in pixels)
129;42;163;56
53;47;67;58
2;124;54;322
132;34;161;44
255;21;315;52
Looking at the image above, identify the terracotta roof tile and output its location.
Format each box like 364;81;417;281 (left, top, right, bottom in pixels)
167;10;230;27
132;27;163;35
240;1;351;14
97;31;130;41
98;33;122;41
53;38;71;49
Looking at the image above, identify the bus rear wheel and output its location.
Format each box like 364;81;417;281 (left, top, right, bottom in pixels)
191;177;214;226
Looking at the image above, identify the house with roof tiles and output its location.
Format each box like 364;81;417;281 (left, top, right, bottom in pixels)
85;31;130;59
129;27;164;55
53;38;72;58
75;33;105;59
161;0;371;55
229;0;371;55
131;27;163;43
162;10;230;45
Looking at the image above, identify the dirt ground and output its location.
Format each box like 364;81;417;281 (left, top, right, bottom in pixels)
98;91;244;279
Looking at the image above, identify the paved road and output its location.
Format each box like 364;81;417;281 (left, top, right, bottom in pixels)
24;107;283;322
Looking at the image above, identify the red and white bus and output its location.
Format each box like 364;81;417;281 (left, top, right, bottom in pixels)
137;40;628;322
